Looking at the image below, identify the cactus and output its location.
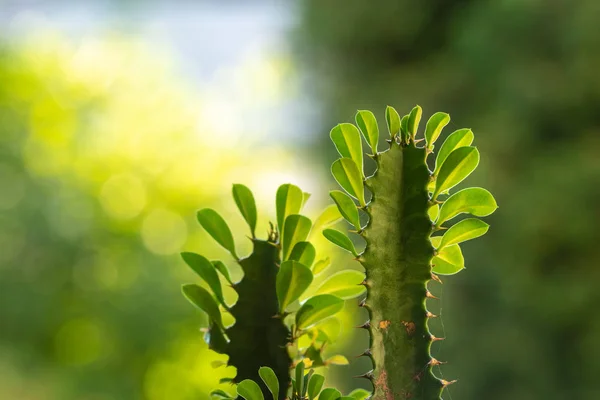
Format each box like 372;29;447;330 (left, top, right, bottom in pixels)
182;184;364;399
324;106;498;400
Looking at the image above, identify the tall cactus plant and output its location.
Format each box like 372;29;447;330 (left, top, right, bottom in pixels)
323;106;497;400
182;184;364;399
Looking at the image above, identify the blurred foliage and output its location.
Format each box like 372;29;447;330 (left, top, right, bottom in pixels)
0;31;331;400
298;0;600;399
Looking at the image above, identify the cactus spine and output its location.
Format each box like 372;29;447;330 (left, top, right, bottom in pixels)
182;184;359;399
325;106;497;399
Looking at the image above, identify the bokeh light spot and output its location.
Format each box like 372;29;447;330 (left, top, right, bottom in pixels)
99;173;147;220
55;318;110;366
141;208;187;255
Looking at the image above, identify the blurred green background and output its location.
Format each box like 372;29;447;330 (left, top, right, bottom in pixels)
1;1;599;399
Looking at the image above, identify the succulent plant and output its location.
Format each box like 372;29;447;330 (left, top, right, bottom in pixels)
182;184;365;399
323;106;498;399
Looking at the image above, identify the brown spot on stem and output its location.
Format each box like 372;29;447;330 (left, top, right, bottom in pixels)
401;321;416;336
375;370;394;400
378;320;392;330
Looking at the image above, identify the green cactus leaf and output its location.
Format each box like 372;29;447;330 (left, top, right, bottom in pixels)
385;105;401;139
276;260;313;313
181;252;225;306
434;128;474;176
438;218;489;250
311;257;331;275
204;321;228;354
210;389;234;399
314;317;341;343
319;388;342;400
433;146;480;199
258;367;279;400
289;241;316;268
427;204;439;222
424;111;450;149
400;114;409;143
331;158;366;206
329;190;360;230
237;379;264;400
325;355;349;365
311;204;343;235
314;270;366;300
347;388;371;399
296;294;344;330
302;368;313;398
276;183;304;233
430;237;464;275
282;214;312;261
307;374;325;400
181;284;224;330
407;105;422;138
322;229;359;256
212;260;233;285
330;123;364;176
303;192;312;207
294;361;305;397
339;397;355;400
436;187;498;227
232;184;258;238
197;209;238;259
355;110;379;154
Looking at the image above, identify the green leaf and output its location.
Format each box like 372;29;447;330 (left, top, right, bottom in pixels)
307;373;325;400
355;110;379;154
181;284;223;329
400;114;409;143
430;237;464;275
312;257;331;275
424;111;450;149
237;379;264;400
439;218;489;250
289;241;316;268
319;388;342;400
433;146;480;199
276;260;313;313
428;204;439;222
385;105;401;138
282;214;312;261
331;158;366;206
322;229;359;257
434;128;474;176
329;190;360;230
312;204;343;234
314;270;366;300
232;184;257;237
181;252;225;306
347;389;371;400
330;123;364;176
407;105;422;138
302;369;313;398
210;389;234;399
259;367;279;400
437;187;497;226
303;192;312;207
295;361;305;397
212;260;233;285
325;355;349;365
296;294;344;330
276;183;304;233
197;209;238;259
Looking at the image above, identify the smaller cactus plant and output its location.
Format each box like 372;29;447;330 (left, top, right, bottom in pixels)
229;364;371;400
182;184;366;399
